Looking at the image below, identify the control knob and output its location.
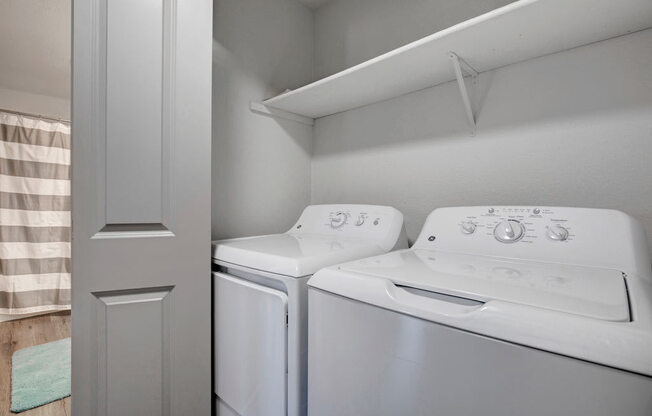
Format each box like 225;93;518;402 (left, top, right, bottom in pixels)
494;219;525;243
460;221;476;234
547;224;569;241
330;212;348;229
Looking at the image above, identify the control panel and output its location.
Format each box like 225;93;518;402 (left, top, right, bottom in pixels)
412;206;650;274
288;205;408;252
447;207;575;245
326;210;381;231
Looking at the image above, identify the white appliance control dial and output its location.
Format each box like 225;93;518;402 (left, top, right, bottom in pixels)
494;219;525;243
460;221;477;234
330;212;348;229
547;224;569;241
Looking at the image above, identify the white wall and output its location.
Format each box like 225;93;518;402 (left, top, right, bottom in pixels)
0;0;70;119
312;28;652;246
313;0;514;79
212;0;313;239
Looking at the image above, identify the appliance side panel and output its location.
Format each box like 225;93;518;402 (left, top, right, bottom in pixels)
308;289;652;416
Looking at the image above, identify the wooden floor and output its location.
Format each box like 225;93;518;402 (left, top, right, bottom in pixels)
0;311;71;416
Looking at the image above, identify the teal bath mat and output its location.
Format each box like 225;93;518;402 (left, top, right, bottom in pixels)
11;337;71;413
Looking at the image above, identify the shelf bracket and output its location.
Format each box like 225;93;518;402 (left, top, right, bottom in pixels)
250;101;314;126
448;52;478;134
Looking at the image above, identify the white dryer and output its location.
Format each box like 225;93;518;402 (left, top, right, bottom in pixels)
308;206;652;416
212;204;407;416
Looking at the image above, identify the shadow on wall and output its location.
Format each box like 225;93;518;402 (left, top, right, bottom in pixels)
210;0;314;241
314;29;652;156
313;0;517;80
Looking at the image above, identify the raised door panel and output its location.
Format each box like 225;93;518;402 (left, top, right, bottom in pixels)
93;0;175;230
105;0;163;225
94;287;173;416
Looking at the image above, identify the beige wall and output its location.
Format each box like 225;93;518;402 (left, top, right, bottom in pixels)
0;0;70;119
311;14;652;247
211;0;314;239
0;87;69;120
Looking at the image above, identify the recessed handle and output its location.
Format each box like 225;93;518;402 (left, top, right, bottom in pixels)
388;282;484;318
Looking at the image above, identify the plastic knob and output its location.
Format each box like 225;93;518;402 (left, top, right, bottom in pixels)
330;212;348;229
494;219;525;243
547;224;569;241
460;221;476;234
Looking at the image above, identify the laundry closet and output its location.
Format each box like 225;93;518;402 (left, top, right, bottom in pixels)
211;0;652;244
208;1;652;415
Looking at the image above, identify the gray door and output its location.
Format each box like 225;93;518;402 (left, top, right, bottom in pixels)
71;0;212;414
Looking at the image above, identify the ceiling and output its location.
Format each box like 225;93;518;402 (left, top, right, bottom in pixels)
0;0;71;99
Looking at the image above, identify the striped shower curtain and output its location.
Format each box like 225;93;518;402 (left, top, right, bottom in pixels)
0;111;71;318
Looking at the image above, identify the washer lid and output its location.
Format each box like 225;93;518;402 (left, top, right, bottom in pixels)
335;249;630;321
212;234;384;278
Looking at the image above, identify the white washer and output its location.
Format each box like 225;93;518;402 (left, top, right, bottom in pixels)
308;206;652;416
212;204;407;416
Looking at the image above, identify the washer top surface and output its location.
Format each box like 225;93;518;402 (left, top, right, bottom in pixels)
213;204;407;278
338;249;629;321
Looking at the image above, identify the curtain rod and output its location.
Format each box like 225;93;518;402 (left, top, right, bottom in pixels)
0;107;70;124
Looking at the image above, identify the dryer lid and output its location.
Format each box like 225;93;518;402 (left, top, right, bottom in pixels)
212;234;384;278
335;249;630;322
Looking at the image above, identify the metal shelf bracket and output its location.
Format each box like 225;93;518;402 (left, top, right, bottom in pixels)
448;52;479;134
250;101;314;126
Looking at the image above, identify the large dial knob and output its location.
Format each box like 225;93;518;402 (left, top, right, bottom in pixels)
460;221;476;234
546;224;569;241
330;212;348;229
493;219;525;243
